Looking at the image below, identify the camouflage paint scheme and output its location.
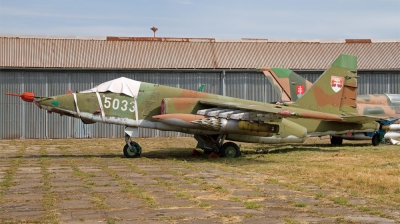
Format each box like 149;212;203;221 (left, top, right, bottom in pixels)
263;68;400;121
7;54;383;158
262;64;400;144
264;68;312;103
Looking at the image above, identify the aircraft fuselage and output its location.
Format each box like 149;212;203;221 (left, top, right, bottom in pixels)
36;81;378;144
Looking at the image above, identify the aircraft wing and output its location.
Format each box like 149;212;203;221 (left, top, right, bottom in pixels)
198;99;344;121
198;99;281;114
198;99;385;124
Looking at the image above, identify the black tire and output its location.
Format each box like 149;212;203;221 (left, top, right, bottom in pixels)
203;149;213;155
330;136;343;145
123;141;142;158
372;134;381;146
220;142;241;158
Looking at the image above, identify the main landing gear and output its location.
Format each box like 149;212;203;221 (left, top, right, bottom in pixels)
194;134;241;158
330;136;343;145
372;133;383;146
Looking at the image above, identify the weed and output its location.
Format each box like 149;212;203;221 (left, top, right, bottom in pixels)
0;146;25;200
284;219;301;224
244;213;254;218
230;196;242;202
359;206;386;217
214;185;223;190
156;178;173;187
39;147;58;223
335;216;345;222
106;218;116;224
86;181;96;186
332;197;348;205
198;202;211;207
176;192;189;198
91;193;109;209
371;210;385;217
350;191;359;196
244;201;263;209
294;202;307;207
268;178;279;184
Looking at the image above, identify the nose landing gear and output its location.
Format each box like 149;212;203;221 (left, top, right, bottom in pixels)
123;127;142;158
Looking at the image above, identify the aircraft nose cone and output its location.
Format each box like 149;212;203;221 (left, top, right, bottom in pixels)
36;94;75;113
36;97;55;109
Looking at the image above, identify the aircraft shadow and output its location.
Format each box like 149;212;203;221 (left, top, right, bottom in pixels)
4;142;372;160
256;141;380;154
245;146;339;155
4;154;123;159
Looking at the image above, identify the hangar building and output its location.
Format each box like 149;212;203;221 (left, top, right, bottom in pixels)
1;35;399;139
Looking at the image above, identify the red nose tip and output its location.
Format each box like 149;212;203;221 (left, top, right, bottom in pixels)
5;92;35;102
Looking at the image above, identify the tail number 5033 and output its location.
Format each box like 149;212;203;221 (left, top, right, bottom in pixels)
103;96;136;112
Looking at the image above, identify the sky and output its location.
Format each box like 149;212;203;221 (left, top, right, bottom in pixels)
0;0;399;39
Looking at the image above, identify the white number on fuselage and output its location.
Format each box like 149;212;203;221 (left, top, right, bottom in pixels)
103;96;135;112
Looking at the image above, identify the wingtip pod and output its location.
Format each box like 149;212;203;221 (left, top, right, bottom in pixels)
5;92;35;102
332;54;357;71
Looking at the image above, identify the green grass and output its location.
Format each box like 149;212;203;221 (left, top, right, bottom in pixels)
176;192;190;198
39;147;58;223
267;178;279;184
332;197;348;205
198;202;211;207
0;146;25;200
244;201;263;209
230;196;242;202
284;219;302;224
316;192;324;198
358;206;385;217
294;202;307;207
2;138;400;223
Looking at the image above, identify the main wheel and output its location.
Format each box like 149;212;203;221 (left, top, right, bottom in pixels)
372;134;381;146
220;142;241;158
330;136;343;145
123;141;142;158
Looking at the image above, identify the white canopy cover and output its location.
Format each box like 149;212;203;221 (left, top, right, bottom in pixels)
80;77;141;97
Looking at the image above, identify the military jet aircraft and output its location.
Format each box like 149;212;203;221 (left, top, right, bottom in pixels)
6;54;382;158
262;66;400;145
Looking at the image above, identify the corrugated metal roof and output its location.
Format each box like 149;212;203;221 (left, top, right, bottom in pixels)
1;36;399;70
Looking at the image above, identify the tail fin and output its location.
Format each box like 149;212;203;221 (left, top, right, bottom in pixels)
294;54;358;115
262;68;312;102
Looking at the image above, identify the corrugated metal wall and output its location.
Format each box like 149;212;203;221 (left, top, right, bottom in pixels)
1;70;399;139
1;70;224;139
2;37;400;70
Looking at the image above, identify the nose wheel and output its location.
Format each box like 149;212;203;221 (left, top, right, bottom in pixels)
124;133;141;158
123;141;142;158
